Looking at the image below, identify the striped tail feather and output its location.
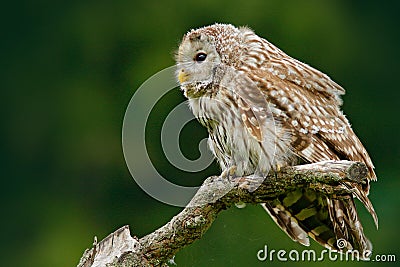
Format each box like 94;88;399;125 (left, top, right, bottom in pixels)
262;188;372;259
327;197;372;254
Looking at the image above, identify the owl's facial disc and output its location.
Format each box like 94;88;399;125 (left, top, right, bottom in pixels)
176;33;221;90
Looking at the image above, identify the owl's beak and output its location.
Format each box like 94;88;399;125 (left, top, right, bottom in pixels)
178;69;189;83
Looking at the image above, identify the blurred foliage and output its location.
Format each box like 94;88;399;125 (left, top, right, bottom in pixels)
1;0;399;266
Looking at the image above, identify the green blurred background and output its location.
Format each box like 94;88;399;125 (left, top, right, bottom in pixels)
2;0;399;266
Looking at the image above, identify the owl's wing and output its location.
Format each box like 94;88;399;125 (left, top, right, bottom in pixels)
238;30;375;175
240;38;378;251
242;40;375;179
263;68;376;210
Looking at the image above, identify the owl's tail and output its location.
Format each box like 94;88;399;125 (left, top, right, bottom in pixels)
261;188;373;259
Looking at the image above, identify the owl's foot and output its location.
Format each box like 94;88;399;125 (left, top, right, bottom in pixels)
234;174;266;192
220;165;237;180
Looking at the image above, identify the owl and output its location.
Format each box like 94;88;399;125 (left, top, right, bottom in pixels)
175;23;377;257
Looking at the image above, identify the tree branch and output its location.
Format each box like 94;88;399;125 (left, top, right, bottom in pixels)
77;160;368;267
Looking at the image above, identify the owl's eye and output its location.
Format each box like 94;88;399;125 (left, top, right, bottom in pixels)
194;52;207;62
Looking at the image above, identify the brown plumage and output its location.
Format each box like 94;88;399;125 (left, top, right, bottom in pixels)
176;23;377;258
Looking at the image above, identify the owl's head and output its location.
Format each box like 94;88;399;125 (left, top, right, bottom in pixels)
176;24;248;89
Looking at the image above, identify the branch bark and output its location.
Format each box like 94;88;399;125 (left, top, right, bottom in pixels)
77;160;368;267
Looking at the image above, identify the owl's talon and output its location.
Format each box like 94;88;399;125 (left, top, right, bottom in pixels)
229;165;237;176
276;164;282;172
220;165;237;179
